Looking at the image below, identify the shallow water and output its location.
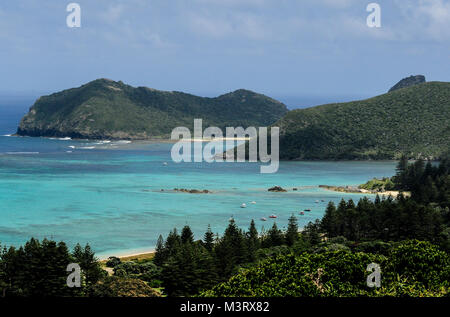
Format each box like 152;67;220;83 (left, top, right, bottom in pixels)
0;134;397;258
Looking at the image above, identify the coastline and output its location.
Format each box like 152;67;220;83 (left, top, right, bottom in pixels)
98;248;156;261
319;184;410;197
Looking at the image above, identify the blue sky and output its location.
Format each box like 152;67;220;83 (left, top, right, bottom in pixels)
0;0;449;106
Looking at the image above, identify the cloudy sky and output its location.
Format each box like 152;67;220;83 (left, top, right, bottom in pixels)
0;0;449;106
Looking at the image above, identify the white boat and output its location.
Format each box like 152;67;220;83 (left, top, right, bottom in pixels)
250;201;256;204
163;162;168;166
260;217;267;221
240;203;247;208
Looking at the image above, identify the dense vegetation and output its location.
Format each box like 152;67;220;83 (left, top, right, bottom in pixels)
0;239;105;296
16;79;288;140
358;177;395;191
276;82;450;160
0;238;162;297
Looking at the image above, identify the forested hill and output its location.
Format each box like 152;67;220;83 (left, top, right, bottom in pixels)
17;79;288;140
277;81;450;160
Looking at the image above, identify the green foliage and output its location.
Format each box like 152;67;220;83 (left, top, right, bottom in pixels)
161;242;218;296
114;261;161;284
105;256;121;268
359;177;395;191
277;82;450;160
17;79;288;139
89;276;161;297
384;240;450;290
0;238;103;297
181;225;194;244
201;241;449;297
72;243;106;289
201;250;386;297
318;195;445;244
394;158;450;208
285;214;299;246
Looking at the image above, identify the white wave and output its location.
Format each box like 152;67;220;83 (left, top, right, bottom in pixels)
114;140;132;144
6;152;39;155
58;137;72;141
93;140;112;145
79;146;95;150
68;146;76;149
2;134;12;137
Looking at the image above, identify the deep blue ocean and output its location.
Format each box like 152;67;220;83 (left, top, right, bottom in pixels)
0;96;396;258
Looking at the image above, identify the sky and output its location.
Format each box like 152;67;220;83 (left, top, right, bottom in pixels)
0;0;449;107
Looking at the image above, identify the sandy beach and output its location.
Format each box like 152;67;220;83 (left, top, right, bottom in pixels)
98;249;156;261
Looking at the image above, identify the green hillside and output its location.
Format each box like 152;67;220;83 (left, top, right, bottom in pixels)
17;79;288;139
277;82;450;160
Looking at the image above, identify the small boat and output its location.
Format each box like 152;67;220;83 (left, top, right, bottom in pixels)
250;201;256;204
304;209;311;212
299;211;305;215
321;200;325;202
269;214;277;219
163;162;168;166
240;203;247;208
315;200;319;203
260;217;267;221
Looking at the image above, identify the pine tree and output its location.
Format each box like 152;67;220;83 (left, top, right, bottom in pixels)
181;225;194;244
246;220;260;261
394;154;409;189
153;235;166;266
286;214;299;246
268;223;284;246
72;243;104;291
165;228;181;257
321;202;337;237
204;225;214;252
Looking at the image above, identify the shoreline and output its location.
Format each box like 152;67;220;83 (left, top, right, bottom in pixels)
98;249;156;261
319;185;410;197
10;134;250;143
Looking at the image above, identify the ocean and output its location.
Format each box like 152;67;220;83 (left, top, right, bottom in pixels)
0;98;397;258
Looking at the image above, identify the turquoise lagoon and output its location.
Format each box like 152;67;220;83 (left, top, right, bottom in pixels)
0;135;397;258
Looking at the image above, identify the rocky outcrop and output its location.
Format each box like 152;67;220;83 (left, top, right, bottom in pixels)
268;186;287;192
174;188;211;194
388;75;426;92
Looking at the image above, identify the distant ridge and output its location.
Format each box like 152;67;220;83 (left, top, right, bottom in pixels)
277;81;450;160
17;79;288;140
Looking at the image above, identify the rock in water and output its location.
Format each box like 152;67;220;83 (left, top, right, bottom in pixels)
268;186;287;192
389;75;426;92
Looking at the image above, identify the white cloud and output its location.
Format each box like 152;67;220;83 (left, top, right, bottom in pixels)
394;0;450;42
99;4;125;24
